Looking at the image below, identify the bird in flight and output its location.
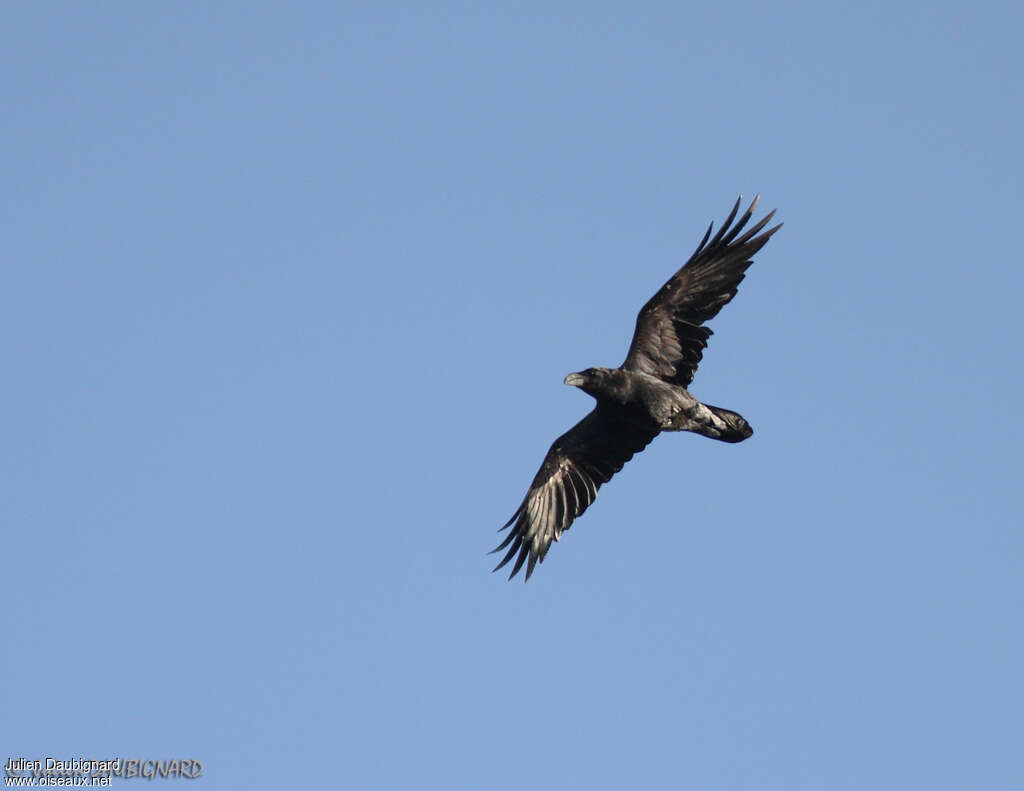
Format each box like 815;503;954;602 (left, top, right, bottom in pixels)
492;195;782;581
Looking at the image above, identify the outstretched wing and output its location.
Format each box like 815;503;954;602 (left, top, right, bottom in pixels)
623;195;782;387
492;406;657;581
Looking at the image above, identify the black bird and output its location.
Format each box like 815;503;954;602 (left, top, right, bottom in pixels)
492;196;781;581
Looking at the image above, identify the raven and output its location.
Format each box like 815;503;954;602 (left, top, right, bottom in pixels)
492;196;781;581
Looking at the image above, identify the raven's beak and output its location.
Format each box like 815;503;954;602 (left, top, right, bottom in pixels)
564;372;585;387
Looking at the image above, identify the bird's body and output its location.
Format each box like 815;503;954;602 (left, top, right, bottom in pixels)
493;196;781;580
564;367;752;440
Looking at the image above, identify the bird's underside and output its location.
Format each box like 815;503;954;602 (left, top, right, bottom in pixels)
492;195;781;581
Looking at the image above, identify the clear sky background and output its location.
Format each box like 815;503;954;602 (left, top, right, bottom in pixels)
3;2;1022;788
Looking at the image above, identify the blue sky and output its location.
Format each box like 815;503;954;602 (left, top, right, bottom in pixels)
3;1;1022;788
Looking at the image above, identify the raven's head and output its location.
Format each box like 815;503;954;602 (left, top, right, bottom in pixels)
564;367;615;398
